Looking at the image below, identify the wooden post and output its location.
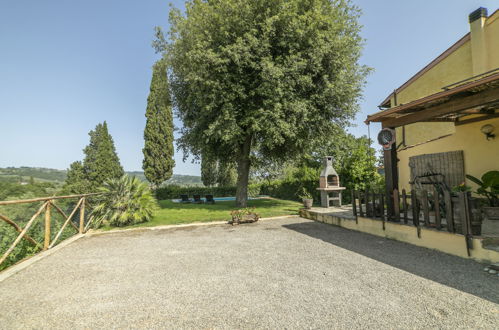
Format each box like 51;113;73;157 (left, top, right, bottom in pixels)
365;188;370;217
380;193;385;225
44;202;51;250
382;125;399;221
402;189;408;224
393;188;400;222
458;192;473;256
434;191;441;230
358;191;364;217
444;190;454;232
372;191;377;218
79;197;85;234
351;190;357;218
411;191;419;227
421;190;430;227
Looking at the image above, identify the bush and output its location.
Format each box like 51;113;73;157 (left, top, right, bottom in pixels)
260;179;320;202
155;184;262;200
90;176;157;227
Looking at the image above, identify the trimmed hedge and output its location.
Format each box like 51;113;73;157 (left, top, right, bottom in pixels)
260;179;353;204
155;180;353;204
155;184;261;200
259;179;319;201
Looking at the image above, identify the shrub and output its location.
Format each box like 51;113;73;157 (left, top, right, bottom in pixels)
260;179;320;202
90;176;157;227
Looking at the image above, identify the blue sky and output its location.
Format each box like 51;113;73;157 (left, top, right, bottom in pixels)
0;1;497;175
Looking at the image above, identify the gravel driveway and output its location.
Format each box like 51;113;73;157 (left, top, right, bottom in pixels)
0;217;498;329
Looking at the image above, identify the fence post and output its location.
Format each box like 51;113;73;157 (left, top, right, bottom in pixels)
421;190;430;227
44;202;51;250
434;191;441;230
411;191;420;227
351;190;357;219
444;190;454;232
79;197;85;234
365;188;370;217
358;191;364;217
402;189;408;224
393;188;400;222
380;193;385;230
458;192;473;256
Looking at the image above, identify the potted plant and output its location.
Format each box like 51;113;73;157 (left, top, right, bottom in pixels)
299;187;313;209
229;208;259;225
466;171;499;220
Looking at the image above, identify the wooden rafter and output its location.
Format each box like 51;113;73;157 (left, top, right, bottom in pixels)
379;86;499;128
367;72;499;124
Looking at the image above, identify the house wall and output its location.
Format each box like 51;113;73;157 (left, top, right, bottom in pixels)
397;117;499;192
393;42;472;147
391;9;499;191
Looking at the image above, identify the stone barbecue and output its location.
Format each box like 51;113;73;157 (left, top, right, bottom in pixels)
317;156;346;208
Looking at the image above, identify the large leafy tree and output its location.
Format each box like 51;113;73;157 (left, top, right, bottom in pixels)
142;60;175;188
164;0;369;206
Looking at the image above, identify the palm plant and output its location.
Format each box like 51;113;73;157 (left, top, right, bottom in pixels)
90;175;158;228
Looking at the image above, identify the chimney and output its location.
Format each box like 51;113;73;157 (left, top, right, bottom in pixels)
469;7;488;75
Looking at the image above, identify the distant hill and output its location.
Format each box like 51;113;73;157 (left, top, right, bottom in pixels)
0;167;203;186
0;167;67;183
127;171;203;186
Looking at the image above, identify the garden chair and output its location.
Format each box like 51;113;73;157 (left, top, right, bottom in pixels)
193;194;204;203
205;195;215;204
180;194;191;203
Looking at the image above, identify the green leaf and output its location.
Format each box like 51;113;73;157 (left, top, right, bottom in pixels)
465;174;483;186
481;170;499;189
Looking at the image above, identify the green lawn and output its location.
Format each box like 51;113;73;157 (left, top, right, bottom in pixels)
111;198;302;229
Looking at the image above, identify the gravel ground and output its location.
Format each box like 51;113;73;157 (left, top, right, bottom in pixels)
0;217;498;329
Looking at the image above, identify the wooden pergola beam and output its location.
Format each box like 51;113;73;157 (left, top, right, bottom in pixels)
455;113;499;126
380;86;499;128
367;72;499;123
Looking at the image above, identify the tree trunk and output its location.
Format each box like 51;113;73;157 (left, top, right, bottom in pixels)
235;135;252;207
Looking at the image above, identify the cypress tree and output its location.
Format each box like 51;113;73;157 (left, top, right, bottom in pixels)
201;154;218;187
63;161;90;194
142;59;175;188
83;121;124;190
217;161;237;187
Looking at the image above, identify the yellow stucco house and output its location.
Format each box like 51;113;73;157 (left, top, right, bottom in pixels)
366;7;499;195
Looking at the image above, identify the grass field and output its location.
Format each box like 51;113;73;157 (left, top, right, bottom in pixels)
109;198;302;229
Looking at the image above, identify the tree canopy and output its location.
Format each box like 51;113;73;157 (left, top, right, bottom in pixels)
201;153;218;187
142;60;175;187
163;0;369;206
65;122;124;193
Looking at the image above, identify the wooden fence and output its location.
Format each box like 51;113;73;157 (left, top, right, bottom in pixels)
351;189;477;256
0;193;100;269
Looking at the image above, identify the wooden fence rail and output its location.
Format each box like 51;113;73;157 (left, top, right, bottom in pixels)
0;193;101;268
351;189;477;255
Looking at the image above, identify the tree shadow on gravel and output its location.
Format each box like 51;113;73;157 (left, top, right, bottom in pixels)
283;221;499;304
